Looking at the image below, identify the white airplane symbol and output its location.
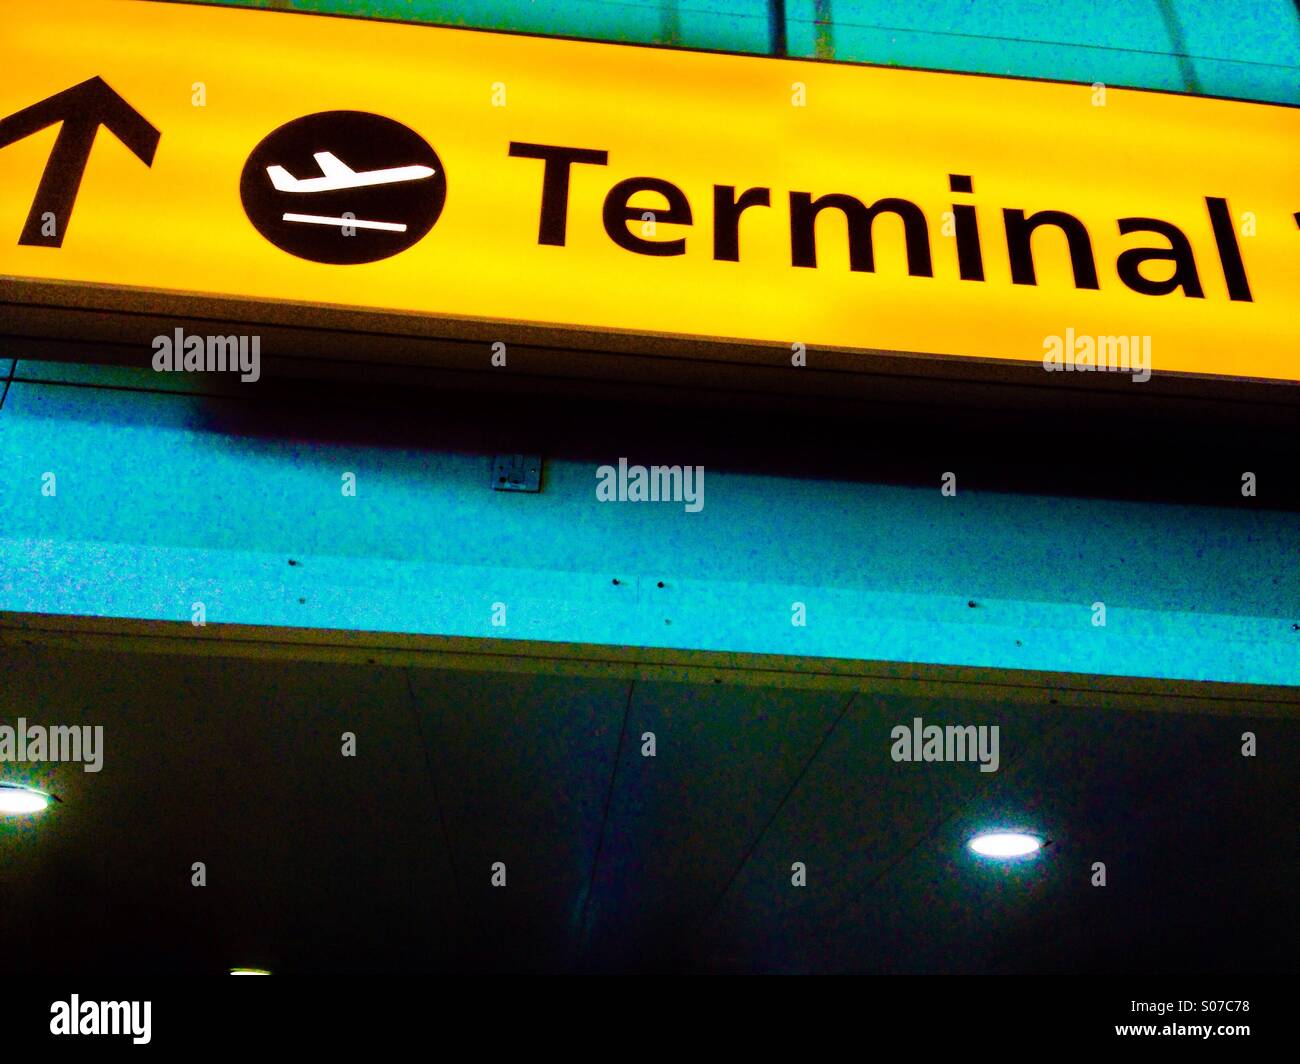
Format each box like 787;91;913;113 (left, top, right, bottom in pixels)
266;151;436;193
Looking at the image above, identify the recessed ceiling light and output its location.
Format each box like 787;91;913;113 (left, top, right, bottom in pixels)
229;968;272;976
0;783;53;816
967;831;1041;859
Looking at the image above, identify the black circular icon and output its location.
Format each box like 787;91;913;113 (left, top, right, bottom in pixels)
240;111;446;265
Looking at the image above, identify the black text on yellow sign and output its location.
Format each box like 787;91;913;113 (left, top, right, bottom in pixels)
1;0;1297;382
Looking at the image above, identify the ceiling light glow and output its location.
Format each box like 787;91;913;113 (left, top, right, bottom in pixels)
0;783;52;816
967;831;1041;859
229;968;272;976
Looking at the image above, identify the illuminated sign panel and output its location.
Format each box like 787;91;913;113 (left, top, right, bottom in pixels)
1;0;1297;382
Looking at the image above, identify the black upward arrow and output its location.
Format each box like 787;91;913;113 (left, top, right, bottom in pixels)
0;76;160;247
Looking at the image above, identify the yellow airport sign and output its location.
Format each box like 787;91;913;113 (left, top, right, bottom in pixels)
1;0;1298;383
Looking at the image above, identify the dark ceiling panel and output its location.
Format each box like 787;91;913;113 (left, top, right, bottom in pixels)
1;635;1294;974
405;668;629;972
701;698;1300;973
0;644;463;974
697;693;1061;972
578;681;850;971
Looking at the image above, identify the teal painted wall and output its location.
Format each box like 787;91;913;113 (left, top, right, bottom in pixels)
1;364;1296;685
176;0;1300;104
788;0;1300;103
